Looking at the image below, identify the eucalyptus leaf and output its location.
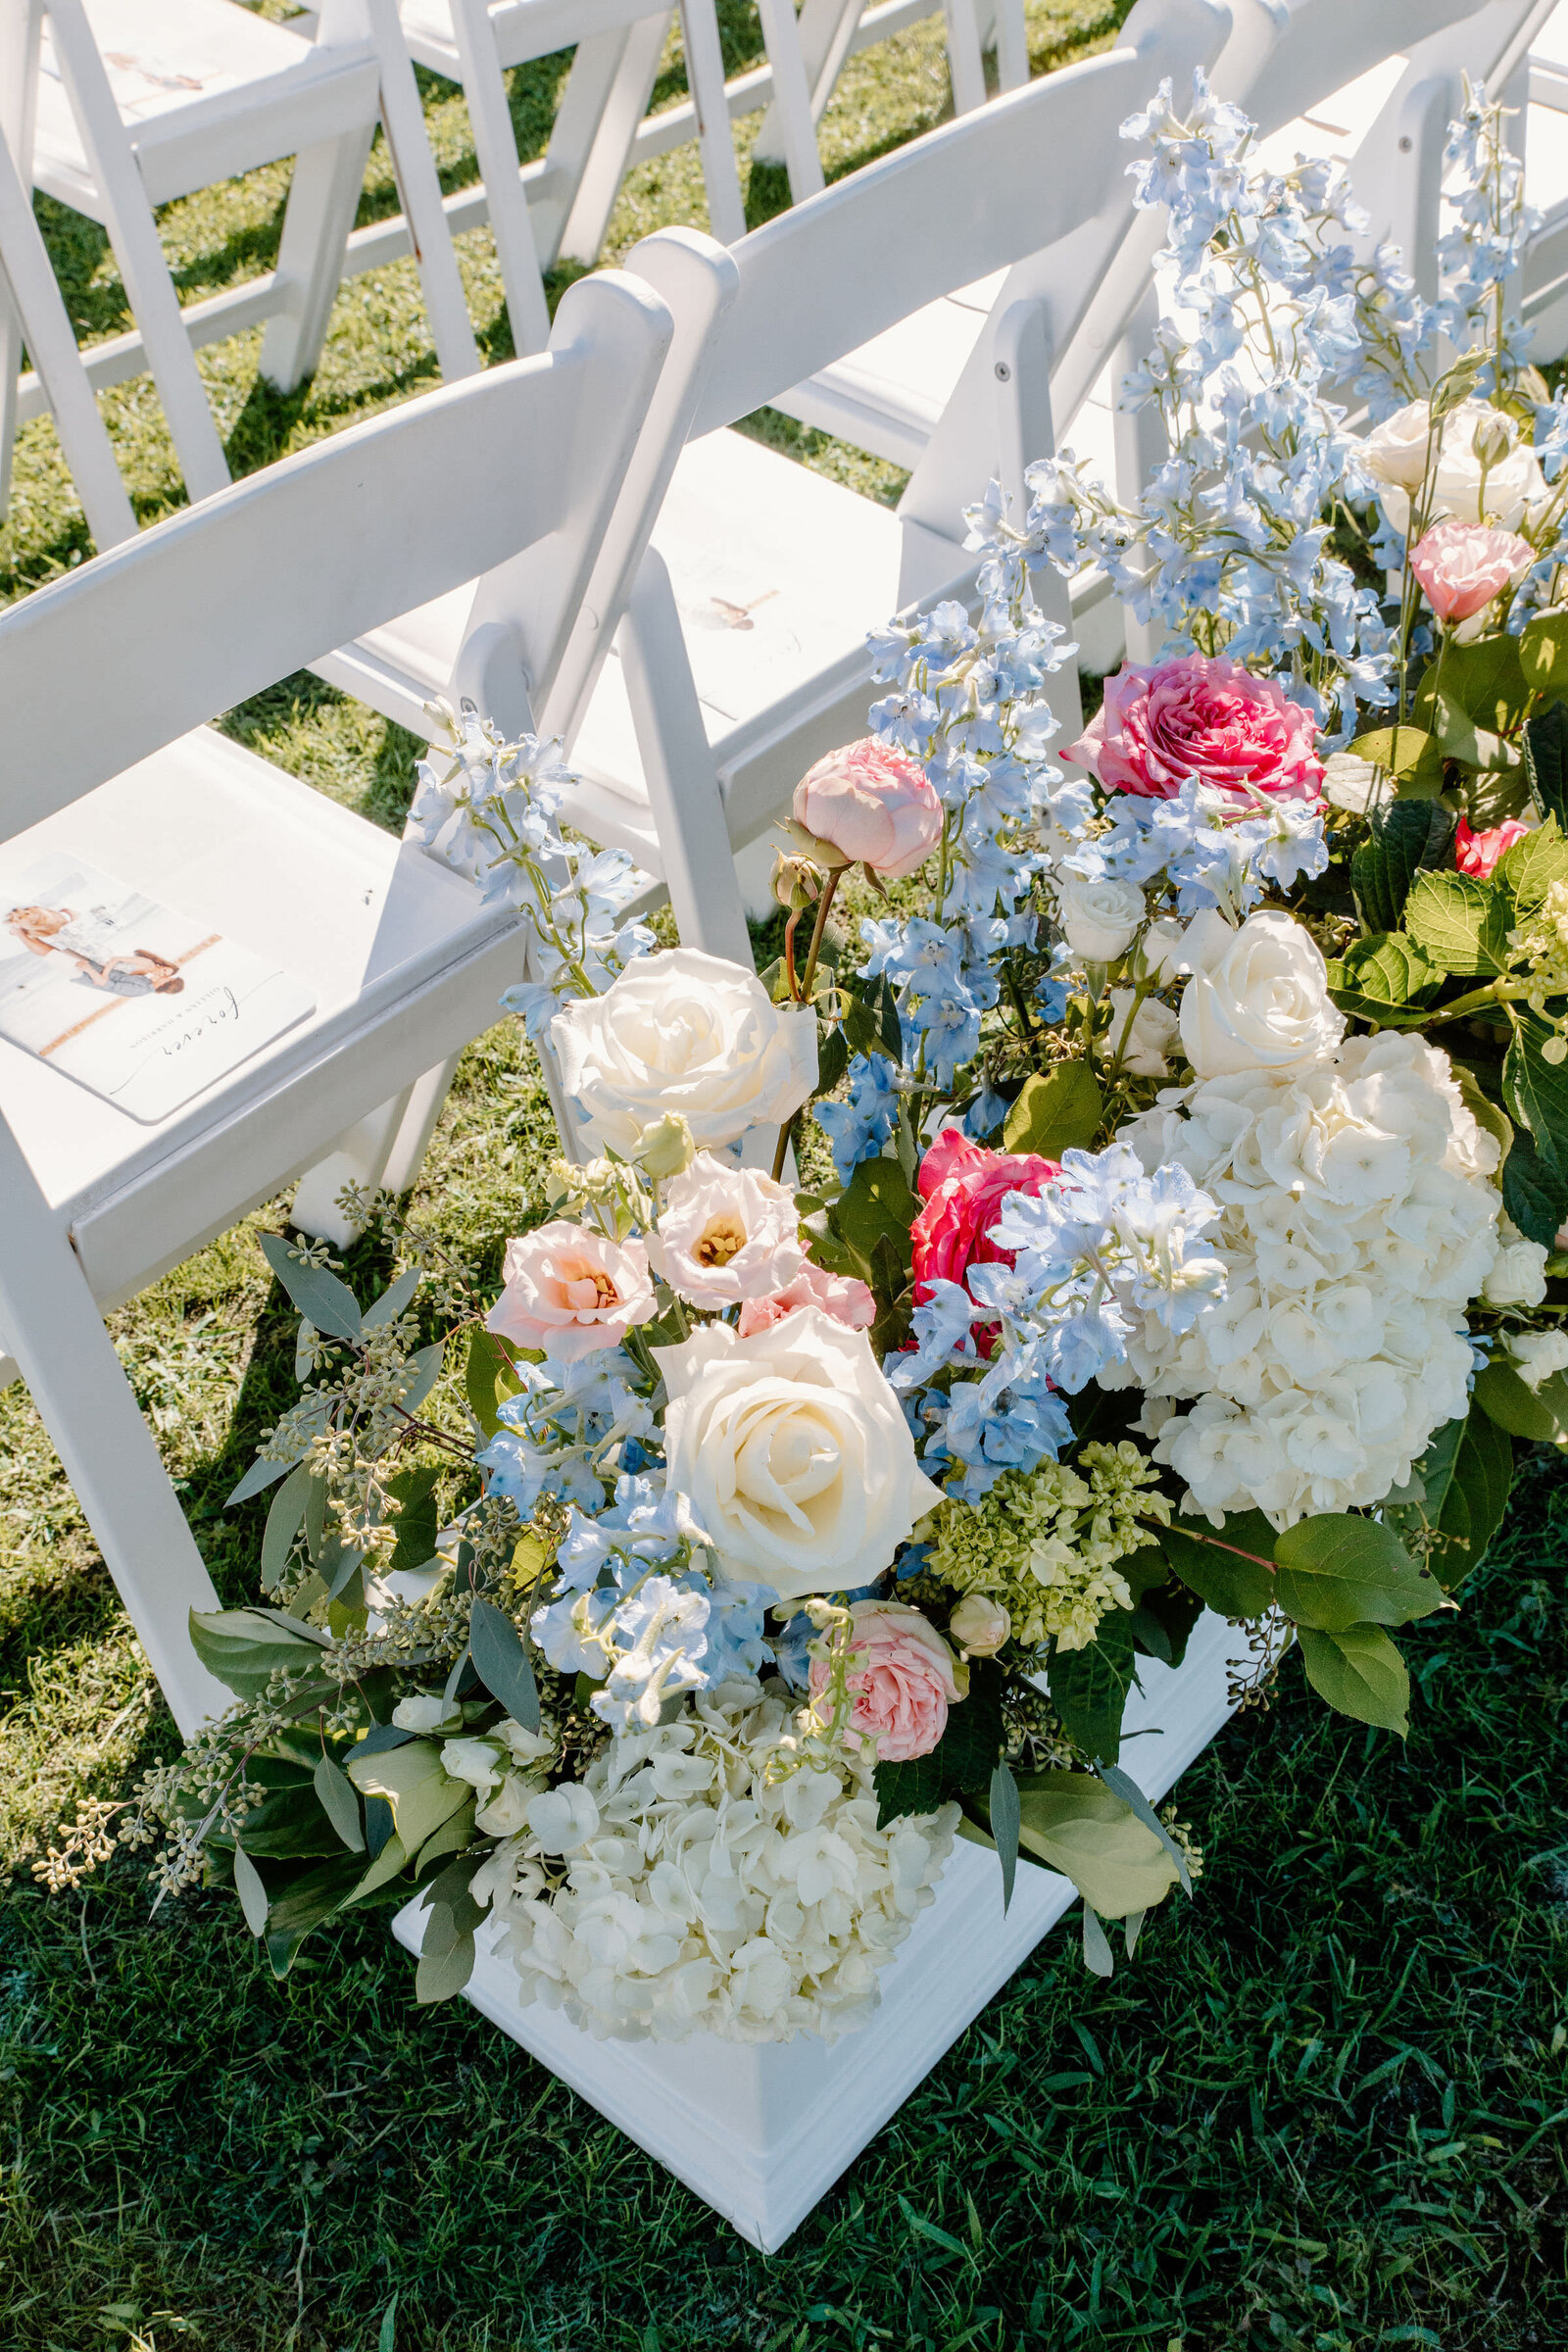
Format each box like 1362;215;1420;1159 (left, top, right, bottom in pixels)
232;1843;270;1936
468;1596;542;1733
404;1339;447;1416
363;1266;422;1329
1081;1904;1115;1979
1004;1062;1103;1159
261;1463;312;1593
313;1753;366;1853
1297;1623;1410;1735
989;1759;1020;1916
1096;1761;1192;1894
224;1452;293;1507
1271;1514;1443;1631
259;1232;364;1341
416;1929;476;2004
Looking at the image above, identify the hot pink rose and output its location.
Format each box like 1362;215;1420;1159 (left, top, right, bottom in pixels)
910;1127;1057;1307
736;1257;875;1338
487;1220;656;1361
793;739;944;879
1410;520;1535;623
1061;653;1324;806
808;1600;964;1762
1454;814;1530;878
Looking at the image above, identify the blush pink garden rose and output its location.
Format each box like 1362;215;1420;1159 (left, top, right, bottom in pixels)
486;1221;657;1361
808;1600;966;1762
1455;814;1530;878
736;1257;876;1339
792;738;944;879
910;1128;1058;1308
1061;653;1325;807
1410;520;1535;624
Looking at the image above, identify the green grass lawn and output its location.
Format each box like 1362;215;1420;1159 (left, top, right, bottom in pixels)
3;5;1567;2345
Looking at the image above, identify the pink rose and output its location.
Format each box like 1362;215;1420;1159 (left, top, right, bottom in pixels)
793;739;944;879
736;1257;876;1338
808;1600;964;1762
1454;814;1529;878
910;1127;1057;1307
1061;653;1324;806
1410;520;1535;623
487;1220;656;1361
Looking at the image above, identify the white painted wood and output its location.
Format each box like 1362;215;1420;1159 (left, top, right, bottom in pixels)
0;270;672;1728
394;1605;1250;2250
0;0;42;518
9;0;477;514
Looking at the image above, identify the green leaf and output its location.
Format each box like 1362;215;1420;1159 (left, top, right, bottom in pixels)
225;1779;345;1861
1154;1510;1277;1619
1525;698;1568;826
1472;1358;1568;1445
1452;1064;1513;1168
1128;1578;1203;1669
1271;1514;1444;1631
347;1740;468;1854
873;1752;947;1825
261;1853;368;1947
259;1232;363;1341
1502;1121;1568;1243
1429;691;1523;777
260;1463;312;1593
1414;627;1530;736
828;1153;919;1281
931;1656;1005;1790
1327;931;1444;1023
1297;1623;1410;1736
814;1023;849;1098
1520;611;1568;694
1004;1062;1103;1159
1096;1761;1192;1893
363;1266;421;1329
313;1753;366;1854
1047;1612;1137;1763
1495;812;1568;911
383;1464;442;1576
1503;1009;1568;1174
1402;870;1509;976
1013;1771;1182;1919
189;1608;329;1701
467;1596;542;1733
1386;1406;1513;1591
989;1760;1020;1915
378;2295;399;2352
1347;722;1445;796
225;1451;293;1507
1348;800;1454;934
232;1843;269;1936
466;1327;522;1441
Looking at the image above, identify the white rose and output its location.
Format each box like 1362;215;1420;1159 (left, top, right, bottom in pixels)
1056;874;1147;962
1138;915;1194;984
496;1719;556;1764
551;948;817;1157
949;1592;1011;1656
1509;1328;1568;1389
654;1307;945;1603
1098;987;1179;1078
648;1152;805;1307
1483;1219;1549;1308
1179;907;1345;1078
391;1694;449;1733
441;1737;505;1792
1363;398;1547;535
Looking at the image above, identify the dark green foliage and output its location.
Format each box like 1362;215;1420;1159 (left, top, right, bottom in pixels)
1048;1610;1138;1762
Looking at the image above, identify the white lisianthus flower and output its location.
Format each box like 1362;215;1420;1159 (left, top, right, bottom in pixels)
1056;873;1147;961
1178;907;1345;1078
481;1677;958;2044
1509;1328;1568;1389
648;1152;805;1307
1483;1219;1549;1308
655;1307;945;1602
1362;398;1548;535
551;948;817;1156
1098;988;1180;1078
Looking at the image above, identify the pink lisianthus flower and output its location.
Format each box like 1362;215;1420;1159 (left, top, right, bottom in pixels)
1410;519;1535;623
736;1257;875;1338
1061;652;1324;806
648;1152;804;1308
487;1221;656;1361
808;1600;965;1762
1454;814;1530;878
910;1127;1057;1307
792;738;944;879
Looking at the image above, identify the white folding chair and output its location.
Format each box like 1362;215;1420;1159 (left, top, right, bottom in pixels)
1;0;479;517
1512;0;1568;358
0;265;672;1737
391;0;746;360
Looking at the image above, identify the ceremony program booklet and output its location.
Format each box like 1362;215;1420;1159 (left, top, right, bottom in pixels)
0;853;316;1125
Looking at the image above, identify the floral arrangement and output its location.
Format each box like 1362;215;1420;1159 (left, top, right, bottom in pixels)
57;73;1568;2043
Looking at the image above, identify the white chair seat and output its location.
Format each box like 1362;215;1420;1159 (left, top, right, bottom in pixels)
34;0;379;212
2;723;520;1304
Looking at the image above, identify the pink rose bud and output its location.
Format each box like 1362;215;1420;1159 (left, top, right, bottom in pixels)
1410;520;1535;623
808;1599;965;1762
1060;652;1324;806
792;739;944;879
1454;814;1530;878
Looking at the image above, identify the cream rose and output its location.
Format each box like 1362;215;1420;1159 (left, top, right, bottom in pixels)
551;948;817;1157
1056;873;1147;962
1362;398;1548;535
655;1308;945;1603
1098;987;1179;1078
649;1152;805;1307
1178;907;1345;1079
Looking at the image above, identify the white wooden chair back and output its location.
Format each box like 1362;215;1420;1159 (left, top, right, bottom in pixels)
0;268;672;1738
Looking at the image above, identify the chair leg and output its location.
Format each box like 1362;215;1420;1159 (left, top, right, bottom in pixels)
752;0;827;204
618;548;756;969
752;0;858;168
942;0;989;117
361;0;481;382
448;0;552;353
528;29;632;270
0;1114;229;1738
675;0;746;244
992;0;1028;94
0;0;41;524
378;1054;461;1196
259;124;376;392
289;1086;416;1244
555;11;669;268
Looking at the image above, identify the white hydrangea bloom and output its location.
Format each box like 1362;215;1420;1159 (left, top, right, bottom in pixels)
1117;1031;1523;1527
471;1677;957;2044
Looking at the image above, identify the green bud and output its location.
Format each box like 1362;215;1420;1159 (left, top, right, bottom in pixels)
634;1112;696;1179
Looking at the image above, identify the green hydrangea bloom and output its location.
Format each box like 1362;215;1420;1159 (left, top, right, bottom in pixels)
929;1441;1170;1651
